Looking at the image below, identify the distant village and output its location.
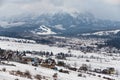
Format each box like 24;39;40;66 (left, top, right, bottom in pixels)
0;48;117;80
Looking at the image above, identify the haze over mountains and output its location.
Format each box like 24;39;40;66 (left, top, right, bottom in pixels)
0;0;120;38
0;12;120;37
0;0;120;20
0;1;120;80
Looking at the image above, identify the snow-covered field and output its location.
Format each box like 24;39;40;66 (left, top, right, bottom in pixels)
0;36;120;80
0;61;109;80
0;36;36;43
0;40;82;56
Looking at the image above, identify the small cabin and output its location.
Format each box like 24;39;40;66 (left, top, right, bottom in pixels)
102;67;115;74
78;64;88;72
41;58;56;69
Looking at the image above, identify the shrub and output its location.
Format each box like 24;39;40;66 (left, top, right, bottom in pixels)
78;74;82;77
24;70;32;79
2;68;6;72
16;70;23;76
34;74;42;80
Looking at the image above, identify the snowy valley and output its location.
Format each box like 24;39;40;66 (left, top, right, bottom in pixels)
0;36;120;80
0;0;120;80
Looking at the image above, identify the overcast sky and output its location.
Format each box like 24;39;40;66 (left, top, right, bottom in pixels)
0;0;120;21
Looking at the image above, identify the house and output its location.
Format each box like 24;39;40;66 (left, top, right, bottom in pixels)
78;64;88;72
102;67;115;74
41;58;56;69
55;53;66;60
94;68;102;73
21;56;40;66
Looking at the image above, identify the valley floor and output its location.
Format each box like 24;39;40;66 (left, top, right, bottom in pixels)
0;38;120;80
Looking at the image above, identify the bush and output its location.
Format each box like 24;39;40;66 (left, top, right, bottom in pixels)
78;74;82;77
24;70;32;79
2;68;6;72
34;74;42;80
16;70;23;76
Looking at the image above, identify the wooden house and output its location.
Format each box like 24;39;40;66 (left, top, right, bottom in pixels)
41;58;56;69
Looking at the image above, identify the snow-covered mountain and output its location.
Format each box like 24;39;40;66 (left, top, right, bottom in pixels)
31;25;56;35
82;29;120;36
0;12;120;37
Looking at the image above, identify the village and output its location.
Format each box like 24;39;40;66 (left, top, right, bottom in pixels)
1;0;120;79
0;36;120;80
0;45;120;80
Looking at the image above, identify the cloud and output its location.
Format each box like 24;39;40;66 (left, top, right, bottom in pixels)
0;0;3;6
0;21;25;28
54;25;66;30
104;0;120;5
0;0;120;21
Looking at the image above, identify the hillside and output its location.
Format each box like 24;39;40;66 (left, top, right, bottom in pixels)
0;36;120;80
0;13;120;37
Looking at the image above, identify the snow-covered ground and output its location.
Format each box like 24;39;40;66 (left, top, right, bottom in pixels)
0;36;36;43
0;36;120;80
0;61;112;80
0;40;82;56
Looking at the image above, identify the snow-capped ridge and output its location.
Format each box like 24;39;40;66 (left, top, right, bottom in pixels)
32;25;56;35
82;29;120;36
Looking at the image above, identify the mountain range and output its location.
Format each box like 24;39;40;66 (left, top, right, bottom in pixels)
0;12;120;38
